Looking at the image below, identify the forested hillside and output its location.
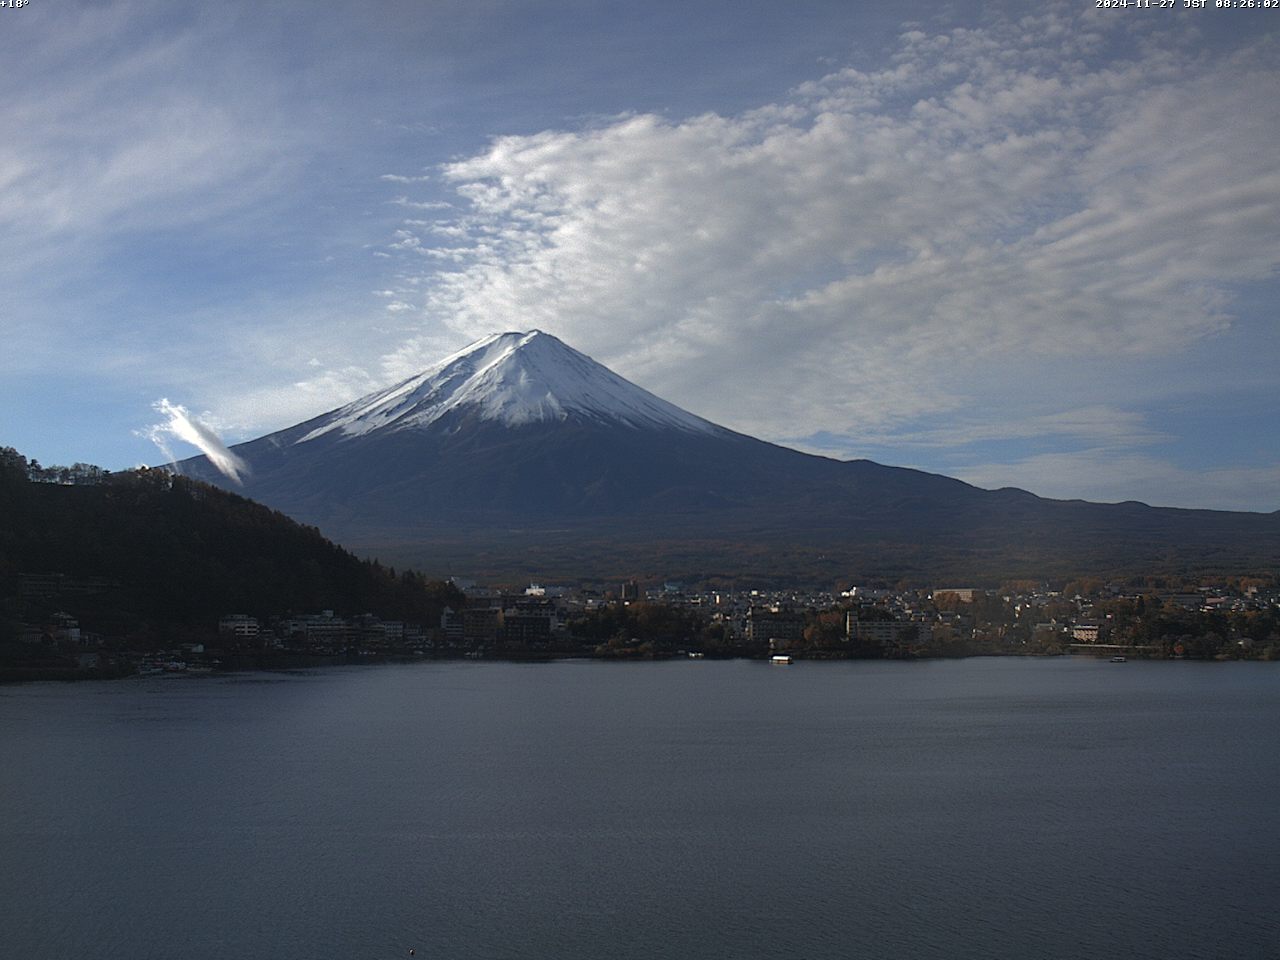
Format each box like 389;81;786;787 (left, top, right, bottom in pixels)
0;447;461;644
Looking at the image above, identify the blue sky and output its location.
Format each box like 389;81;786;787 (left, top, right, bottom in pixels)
2;0;1277;511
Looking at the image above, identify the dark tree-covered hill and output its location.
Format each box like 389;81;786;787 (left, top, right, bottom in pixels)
0;447;461;641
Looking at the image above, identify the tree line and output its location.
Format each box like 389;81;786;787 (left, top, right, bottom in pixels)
1;447;462;648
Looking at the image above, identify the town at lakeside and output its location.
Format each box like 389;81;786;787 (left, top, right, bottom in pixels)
3;447;1277;680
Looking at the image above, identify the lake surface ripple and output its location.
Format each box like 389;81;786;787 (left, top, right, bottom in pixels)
2;657;1277;959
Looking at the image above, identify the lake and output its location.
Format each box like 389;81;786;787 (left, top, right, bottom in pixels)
1;657;1277;959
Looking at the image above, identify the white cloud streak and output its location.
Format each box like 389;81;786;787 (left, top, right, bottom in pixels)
144;399;249;485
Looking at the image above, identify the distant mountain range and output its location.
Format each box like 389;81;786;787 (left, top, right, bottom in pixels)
176;331;1280;584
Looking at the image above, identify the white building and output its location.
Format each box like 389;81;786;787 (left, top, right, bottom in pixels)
219;614;260;641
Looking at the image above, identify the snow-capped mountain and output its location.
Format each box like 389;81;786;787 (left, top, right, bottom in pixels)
175;331;1280;582
296;330;719;443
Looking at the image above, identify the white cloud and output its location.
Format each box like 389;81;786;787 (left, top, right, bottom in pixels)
790;405;1170;457
210;366;387;436
378;11;1278;459
0;2;300;257
389;196;454;210
143;399;249;484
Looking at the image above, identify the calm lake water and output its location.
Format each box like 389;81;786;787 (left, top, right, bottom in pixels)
1;657;1277;960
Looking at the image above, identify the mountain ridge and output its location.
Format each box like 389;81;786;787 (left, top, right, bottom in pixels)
174;331;1280;582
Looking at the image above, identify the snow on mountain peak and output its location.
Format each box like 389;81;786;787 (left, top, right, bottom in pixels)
296;330;718;443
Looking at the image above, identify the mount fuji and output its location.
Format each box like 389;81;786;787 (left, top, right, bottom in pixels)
176;331;1279;582
295;330;720;441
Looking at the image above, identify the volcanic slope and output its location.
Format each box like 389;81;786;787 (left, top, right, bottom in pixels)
176;331;1280;582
